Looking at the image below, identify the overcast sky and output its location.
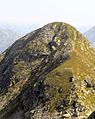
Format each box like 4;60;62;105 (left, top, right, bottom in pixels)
0;0;95;27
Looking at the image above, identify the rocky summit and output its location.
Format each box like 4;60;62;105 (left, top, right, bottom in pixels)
0;22;95;119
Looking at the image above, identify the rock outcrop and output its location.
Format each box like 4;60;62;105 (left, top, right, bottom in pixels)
0;22;95;119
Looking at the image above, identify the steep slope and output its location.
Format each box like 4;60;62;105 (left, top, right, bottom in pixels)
0;22;95;119
0;28;20;53
84;26;95;47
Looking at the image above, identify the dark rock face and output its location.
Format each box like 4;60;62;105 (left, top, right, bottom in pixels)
0;22;95;119
88;111;95;119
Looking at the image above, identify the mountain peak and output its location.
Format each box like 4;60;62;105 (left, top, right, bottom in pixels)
0;22;95;119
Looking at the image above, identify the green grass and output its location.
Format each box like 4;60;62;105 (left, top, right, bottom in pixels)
44;66;73;111
42;23;95;115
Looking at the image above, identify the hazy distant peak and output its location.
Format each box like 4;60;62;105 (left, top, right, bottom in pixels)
84;26;95;47
0;28;20;53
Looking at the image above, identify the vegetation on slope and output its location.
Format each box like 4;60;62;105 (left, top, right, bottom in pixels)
0;22;95;118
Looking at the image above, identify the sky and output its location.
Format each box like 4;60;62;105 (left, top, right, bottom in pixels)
0;0;95;28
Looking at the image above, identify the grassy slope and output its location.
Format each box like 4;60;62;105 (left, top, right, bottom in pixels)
0;22;95;118
44;23;95;116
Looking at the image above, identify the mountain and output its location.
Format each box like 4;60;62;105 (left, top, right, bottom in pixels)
15;24;40;35
0;28;20;53
0;23;39;36
77;26;92;33
0;22;95;119
84;26;95;47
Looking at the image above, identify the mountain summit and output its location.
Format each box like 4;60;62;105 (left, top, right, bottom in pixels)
0;22;95;119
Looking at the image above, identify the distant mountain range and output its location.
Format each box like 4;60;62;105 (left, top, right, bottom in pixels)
84;26;95;47
0;28;20;53
0;24;40;53
0;23;39;35
78;25;92;33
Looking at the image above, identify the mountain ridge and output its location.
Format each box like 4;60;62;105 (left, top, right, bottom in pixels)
0;22;95;119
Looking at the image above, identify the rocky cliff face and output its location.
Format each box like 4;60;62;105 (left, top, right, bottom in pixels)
0;22;95;119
